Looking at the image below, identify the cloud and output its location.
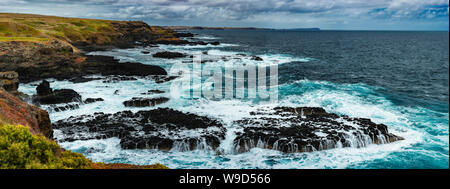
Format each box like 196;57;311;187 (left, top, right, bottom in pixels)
0;0;448;30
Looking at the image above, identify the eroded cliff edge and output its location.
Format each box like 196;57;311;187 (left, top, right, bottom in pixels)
0;13;178;169
0;13;178;83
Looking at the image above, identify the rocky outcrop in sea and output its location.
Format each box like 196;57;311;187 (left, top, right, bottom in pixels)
233;107;403;153
53;108;226;151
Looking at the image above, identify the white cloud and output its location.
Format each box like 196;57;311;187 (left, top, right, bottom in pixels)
0;0;448;30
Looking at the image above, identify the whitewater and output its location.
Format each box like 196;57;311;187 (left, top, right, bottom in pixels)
19;31;449;169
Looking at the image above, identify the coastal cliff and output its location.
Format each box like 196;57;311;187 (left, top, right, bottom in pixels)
1;13;405;169
0;13;178;49
0;13;177;169
0;72;52;138
0;71;168;169
0;13;176;83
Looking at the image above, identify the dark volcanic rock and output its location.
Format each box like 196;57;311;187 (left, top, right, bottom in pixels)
68;76;102;84
103;76;137;83
82;55;167;76
155;39;191;45
33;89;81;105
33;81;81;105
141;51;150;54
50;103;80;112
233;107;403;153
36;80;52;96
152;51;186;59
174;32;194;38
123;97;169;107
83;98;104;104
45;98;103;113
210;41;220;45
190;41;208;46
53;108;226;151
141;89;165;95
251;56;263;61
150;75;179;84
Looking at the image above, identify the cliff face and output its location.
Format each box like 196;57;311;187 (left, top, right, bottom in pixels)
0;72;168;169
0;71;52;138
0;13;177;136
0;13;178;50
0;80;53;139
0;14;176;169
0;13;177;83
0;39;85;83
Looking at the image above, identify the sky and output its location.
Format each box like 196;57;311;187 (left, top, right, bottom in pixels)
1;0;449;31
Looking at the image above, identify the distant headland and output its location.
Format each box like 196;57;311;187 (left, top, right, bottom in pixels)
164;26;320;31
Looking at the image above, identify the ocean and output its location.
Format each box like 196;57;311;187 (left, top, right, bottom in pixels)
20;30;449;169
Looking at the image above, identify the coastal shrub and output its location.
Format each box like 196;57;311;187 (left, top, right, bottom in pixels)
0;123;93;169
0;123;169;169
0;22;42;37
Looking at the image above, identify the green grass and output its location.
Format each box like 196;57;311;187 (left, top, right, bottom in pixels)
0;37;49;42
0;13;120;44
0;13;177;44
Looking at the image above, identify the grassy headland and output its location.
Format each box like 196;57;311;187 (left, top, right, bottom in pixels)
0;13;176;169
0;13;177;45
0;13;176;83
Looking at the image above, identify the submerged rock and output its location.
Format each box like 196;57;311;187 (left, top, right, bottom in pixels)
83;98;104;104
53;108;226;151
233;107;403;153
251;56;263;61
123;97;169;107
209;41;220;45
50;103;80;112
152;51;186;59
155;39;192;45
150;75;179;84
68;76;102;84
102;76;138;83
141;90;165;95
45;98;103;113
174;32;194;38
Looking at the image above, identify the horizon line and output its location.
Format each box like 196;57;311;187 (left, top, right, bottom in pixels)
163;26;450;32
1;12;448;32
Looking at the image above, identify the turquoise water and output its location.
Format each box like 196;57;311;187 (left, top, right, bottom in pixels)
19;31;449;169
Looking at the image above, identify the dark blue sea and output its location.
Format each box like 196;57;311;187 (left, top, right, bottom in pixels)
21;30;449;169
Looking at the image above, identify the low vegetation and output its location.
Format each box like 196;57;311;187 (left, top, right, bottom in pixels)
0;123;168;169
0;123;92;169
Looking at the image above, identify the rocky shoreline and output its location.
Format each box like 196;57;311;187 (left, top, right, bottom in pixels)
233;107;403;153
1;14;404;168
